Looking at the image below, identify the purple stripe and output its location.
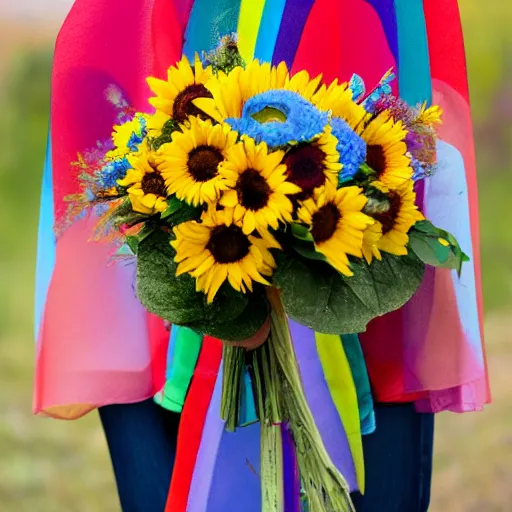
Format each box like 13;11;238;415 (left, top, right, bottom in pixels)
364;0;399;61
289;320;358;491
271;0;316;67
282;424;301;511
187;363;225;512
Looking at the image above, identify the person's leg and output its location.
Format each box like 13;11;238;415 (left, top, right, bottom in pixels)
99;399;180;512
351;403;434;512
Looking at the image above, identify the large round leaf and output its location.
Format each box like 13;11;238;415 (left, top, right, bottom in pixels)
187;285;269;342
273;252;425;334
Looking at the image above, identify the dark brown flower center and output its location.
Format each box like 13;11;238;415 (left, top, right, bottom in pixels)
173;84;213;123
371;191;401;234
311;203;341;243
188;146;223;182
366;144;387;176
236;169;271;211
283;144;326;199
141;172;166;197
206;225;251;263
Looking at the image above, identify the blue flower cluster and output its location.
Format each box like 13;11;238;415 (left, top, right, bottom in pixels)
97;157;131;190
330;117;367;182
410;157;436;182
127;115;147;151
227;90;328;148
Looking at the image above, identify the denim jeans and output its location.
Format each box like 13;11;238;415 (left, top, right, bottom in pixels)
351;403;434;512
100;401;433;512
99;400;180;512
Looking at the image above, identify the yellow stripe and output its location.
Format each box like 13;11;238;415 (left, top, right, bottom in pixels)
237;0;267;62
315;333;365;492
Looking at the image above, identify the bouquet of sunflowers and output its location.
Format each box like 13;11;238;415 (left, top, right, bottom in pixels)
65;37;467;512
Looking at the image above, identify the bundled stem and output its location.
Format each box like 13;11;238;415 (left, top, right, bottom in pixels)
220;289;354;512
250;341;282;424
266;287;355;512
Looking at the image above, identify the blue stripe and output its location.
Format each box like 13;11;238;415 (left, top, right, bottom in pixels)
253;0;287;62
182;0;242;60
393;0;432;105
34;130;56;341
394;0;432;207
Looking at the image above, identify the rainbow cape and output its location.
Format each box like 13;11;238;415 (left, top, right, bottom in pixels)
34;0;489;509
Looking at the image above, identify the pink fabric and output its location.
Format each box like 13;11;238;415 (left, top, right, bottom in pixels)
34;218;153;418
292;0;398;93
34;0;185;417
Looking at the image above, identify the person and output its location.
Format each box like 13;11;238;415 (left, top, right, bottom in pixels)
34;1;488;511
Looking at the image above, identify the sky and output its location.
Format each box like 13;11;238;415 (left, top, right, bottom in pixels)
0;0;74;22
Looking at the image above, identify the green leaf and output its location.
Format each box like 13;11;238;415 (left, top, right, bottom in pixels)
408;232;451;266
125;236;139;255
409;220;470;275
125;223;156;254
164;200;203;226
187;285;269;342
161;197;184;219
358;163;374;177
203;283;250;324
136;229;205;325
273;252;424;334
290;223;314;242
291;239;328;262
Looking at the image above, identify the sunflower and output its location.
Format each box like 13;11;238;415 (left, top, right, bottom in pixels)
158;117;238;206
193;61;325;123
117;145;168;215
192;60;286;122
362;223;384;264
147;55;213;123
358;111;413;189
312;79;369;130
218;137;301;235
297;183;374;276
362;180;424;262
285;69;324;101
172;209;277;303
282;126;341;200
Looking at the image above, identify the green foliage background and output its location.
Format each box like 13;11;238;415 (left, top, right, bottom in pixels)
0;2;511;510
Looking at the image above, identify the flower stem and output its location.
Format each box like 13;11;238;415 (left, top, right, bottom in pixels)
220;344;246;432
261;424;285;512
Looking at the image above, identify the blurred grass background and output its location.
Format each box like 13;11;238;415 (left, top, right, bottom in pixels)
0;1;511;511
